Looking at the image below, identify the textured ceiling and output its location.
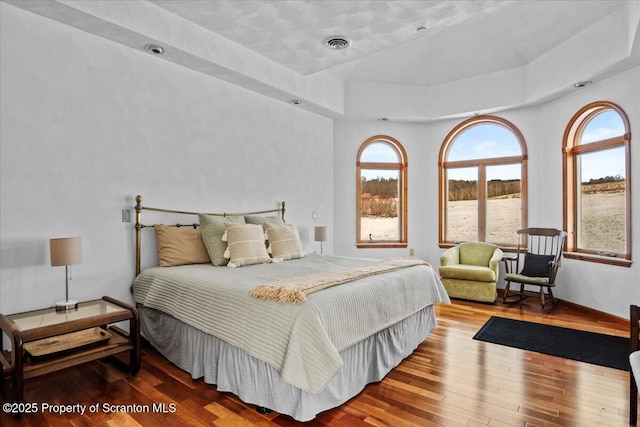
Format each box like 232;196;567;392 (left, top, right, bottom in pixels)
150;0;513;77
150;0;628;85
3;0;639;120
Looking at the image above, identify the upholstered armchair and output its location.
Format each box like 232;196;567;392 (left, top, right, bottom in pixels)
439;242;503;303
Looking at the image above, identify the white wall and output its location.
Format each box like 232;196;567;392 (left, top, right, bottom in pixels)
2;3;637;320
0;5;334;314
535;67;640;318
334;66;640;318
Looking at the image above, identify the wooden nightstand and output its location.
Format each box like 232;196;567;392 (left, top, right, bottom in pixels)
0;296;140;403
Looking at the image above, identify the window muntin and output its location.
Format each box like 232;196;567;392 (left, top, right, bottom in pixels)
563;102;631;264
357;136;407;247
439;116;527;247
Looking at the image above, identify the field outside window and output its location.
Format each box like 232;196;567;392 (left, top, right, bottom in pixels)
356;137;407;247
564;102;631;264
360;169;400;241
486;164;521;245
440;117;527;247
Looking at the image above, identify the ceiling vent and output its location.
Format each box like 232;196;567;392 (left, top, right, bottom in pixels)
323;36;351;50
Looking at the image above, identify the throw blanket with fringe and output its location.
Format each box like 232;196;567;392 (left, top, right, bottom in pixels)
250;258;429;303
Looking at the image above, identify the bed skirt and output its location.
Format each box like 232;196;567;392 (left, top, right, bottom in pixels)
139;305;437;421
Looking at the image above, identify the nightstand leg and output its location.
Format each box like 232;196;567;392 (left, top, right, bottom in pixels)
13;333;24;403
129;312;140;375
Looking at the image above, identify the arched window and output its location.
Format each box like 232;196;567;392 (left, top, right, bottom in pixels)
439;116;528;246
356;135;407;248
562;101;631;266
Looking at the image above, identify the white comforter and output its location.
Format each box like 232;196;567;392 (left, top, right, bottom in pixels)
132;254;450;394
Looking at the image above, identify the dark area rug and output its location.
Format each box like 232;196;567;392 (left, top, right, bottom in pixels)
473;316;629;371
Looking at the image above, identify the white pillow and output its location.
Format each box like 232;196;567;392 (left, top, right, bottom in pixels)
264;223;306;261
222;223;271;267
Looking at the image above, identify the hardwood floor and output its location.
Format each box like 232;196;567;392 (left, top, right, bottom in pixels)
2;298;631;426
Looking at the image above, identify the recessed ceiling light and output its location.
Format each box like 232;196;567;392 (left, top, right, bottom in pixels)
323;36;351;50
144;44;166;55
574;81;592;88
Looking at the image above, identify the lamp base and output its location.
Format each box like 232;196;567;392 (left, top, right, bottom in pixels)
56;299;78;312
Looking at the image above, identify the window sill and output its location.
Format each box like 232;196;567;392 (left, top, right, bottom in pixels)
357;243;408;249
439;242;518;252
563;251;632;267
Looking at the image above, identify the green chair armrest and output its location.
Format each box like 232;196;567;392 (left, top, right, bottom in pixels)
489;248;504;273
440;246;460;266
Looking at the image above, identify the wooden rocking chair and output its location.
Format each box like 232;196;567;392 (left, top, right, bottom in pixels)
502;228;567;312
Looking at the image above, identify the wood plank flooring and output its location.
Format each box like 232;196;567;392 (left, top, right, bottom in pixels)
1;298;632;426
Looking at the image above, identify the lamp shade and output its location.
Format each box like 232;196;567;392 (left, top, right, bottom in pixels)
314;226;327;242
50;237;83;266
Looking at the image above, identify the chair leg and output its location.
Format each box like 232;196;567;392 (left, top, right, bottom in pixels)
503;282;529;305
539;287;558;312
547;287;557;309
502;281;512;303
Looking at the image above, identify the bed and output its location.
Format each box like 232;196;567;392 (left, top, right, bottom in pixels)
130;195;450;421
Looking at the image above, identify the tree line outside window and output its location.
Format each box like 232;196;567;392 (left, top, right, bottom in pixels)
357;102;631;266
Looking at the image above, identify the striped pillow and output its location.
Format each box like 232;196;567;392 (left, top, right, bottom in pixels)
222;223;271;267
264;223;306;261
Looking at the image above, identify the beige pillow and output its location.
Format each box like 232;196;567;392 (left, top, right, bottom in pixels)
154;224;210;267
223;223;271;267
264;223;306;261
199;214;246;266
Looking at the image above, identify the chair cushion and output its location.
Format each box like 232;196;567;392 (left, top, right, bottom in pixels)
439;264;496;282
520;253;555;277
505;272;551;286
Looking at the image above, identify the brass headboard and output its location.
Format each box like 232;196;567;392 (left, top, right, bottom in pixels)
134;195;286;276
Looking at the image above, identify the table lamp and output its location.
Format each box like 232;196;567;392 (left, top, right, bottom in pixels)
314;226;327;254
50;237;82;311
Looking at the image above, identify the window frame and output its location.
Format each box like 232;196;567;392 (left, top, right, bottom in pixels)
438;115;528;248
356;135;408;248
562;101;632;267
